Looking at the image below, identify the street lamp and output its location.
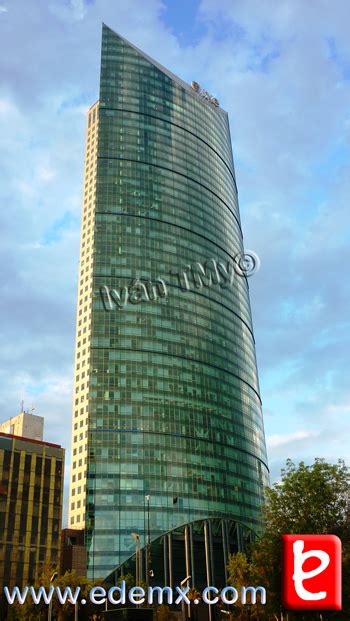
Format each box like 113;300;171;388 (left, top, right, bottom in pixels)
145;495;151;585
180;575;191;621
131;532;141;585
48;571;58;621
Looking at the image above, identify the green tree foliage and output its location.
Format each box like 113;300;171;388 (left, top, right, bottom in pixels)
156;603;178;621
226;552;256;620
227;459;350;620
262;458;349;534
6;568;103;620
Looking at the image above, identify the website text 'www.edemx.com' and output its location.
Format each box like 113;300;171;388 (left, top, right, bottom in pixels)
4;581;266;607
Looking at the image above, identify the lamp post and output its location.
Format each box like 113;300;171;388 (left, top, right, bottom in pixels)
221;610;231;620
131;532;141;585
145;494;151;586
180;575;191;621
48;571;58;621
89;448;97;582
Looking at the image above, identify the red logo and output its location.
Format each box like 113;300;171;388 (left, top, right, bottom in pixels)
282;535;342;610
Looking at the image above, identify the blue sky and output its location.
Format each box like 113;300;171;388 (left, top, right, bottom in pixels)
0;0;349;522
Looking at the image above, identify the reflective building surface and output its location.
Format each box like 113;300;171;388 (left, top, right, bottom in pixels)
0;432;64;589
104;517;255;591
69;24;269;580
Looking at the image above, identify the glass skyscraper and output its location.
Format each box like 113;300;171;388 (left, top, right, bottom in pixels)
68;24;269;580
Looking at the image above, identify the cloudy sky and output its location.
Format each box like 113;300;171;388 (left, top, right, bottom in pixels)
0;0;349;522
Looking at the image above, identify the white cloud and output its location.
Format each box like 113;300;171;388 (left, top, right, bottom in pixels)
36;164;57;182
49;0;86;22
267;430;319;449
0;0;349;493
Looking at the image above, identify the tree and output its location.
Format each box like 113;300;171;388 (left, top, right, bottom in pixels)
226;552;257;620
7;568;104;620
250;458;350;620
262;459;349;535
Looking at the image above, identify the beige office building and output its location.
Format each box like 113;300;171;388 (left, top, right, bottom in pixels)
68;100;99;529
0;411;44;441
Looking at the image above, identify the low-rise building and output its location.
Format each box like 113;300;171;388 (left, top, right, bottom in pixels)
0;411;44;441
60;528;86;577
0;432;64;588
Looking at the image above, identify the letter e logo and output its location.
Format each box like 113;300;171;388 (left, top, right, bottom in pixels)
282;534;342;610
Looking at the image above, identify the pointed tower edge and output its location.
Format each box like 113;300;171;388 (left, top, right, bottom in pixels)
101;22;225;112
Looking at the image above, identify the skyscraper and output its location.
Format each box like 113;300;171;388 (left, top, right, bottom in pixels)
69;24;269;580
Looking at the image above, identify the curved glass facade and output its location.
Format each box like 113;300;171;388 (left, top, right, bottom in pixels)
105;518;256;591
76;24;269;579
